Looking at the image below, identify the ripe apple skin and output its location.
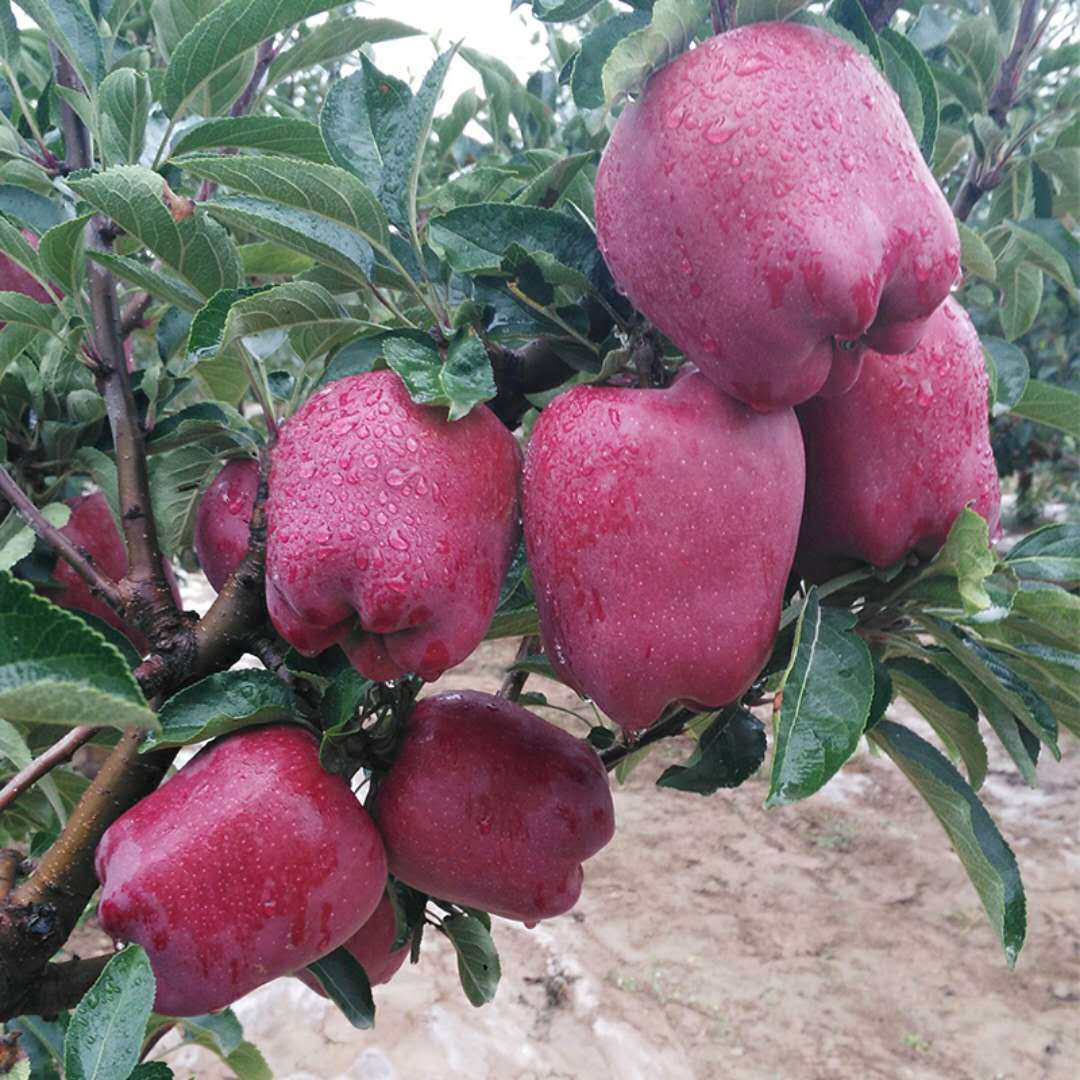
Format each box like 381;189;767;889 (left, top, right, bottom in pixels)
194;459;259;591
523;371;804;731
594;22;960;411
298;894;408;993
266;370;521;682
51;491;179;653
371;691;615;924
96;725;388;1017
796;297;1002;580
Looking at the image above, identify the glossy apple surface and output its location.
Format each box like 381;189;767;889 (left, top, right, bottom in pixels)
523;371;804;730
372;691;614;924
95;725;388;1017
595;22;960;411
195;458;259;591
796;297;1001;579
266;370;521;682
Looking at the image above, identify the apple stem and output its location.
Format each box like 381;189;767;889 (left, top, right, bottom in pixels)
600;707;695;771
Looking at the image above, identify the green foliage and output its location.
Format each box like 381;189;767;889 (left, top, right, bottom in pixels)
304;948;375;1029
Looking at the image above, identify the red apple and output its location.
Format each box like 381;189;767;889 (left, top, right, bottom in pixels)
595;22;960;411
298;894;408;993
266;370;521;682
796;296;1001;580
371;691;614;924
95;725;388;1017
194;459;259;591
523;371;804;731
51;491;179;653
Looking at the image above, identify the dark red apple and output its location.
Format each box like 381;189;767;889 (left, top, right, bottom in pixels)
796;296;1002;580
95;725;388;1017
194;458;259;591
371;691;614;924
595;22;960;411
51;491;179;653
522;371;804;731
266;370;521;682
298;894;408;993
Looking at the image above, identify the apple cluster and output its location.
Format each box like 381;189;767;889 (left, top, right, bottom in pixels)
63;23;1002;1018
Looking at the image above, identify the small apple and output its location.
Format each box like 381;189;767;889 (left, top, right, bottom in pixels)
796;296;1002;579
595;22;960;410
51;491;179;653
266;370;521;682
371;691;615;924
95;724;388;1017
523;371;804;730
298;894;408;993
194;459;259;591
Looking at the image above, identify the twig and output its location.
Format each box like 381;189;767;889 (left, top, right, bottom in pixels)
7;954;112;1018
710;0;732;34
951;0;1043;221
600;708;695;772
498;636;539;702
0;468;125;613
119;292;153;337
0;727;97;814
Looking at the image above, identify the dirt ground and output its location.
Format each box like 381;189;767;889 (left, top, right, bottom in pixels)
129;603;1079;1080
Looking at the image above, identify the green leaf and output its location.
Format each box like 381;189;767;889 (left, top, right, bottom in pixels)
142;669;298;751
0;571;156;730
602;0;710;106
69;167;242;299
887;658;987;789
17;0;105;90
981;336;1028;414
0;290;56;330
39;213;92;295
0;715;66;822
533;0;602;20
656;707;766;794
1005;524;1080;585
870;720;1024;965
880;34;924;153
148;443;230;554
169;116;332;163
0;501;69;571
880;27;938;161
957;222;996;282
266;15;419;86
571;10;651;110
992;582;1080;653
178;155;389;261
0;213;46;283
384;332;496;421
161;0;340;117
766;588;874;807
87;251;204;312
221;280;378;362
0;323;43;372
239;241;314;276
442;912;501;1007
319;327;424;385
947;15;1000;96
998;259;1042;341
129;1064;174;1079
98;68;150;166
204;195;376;284
1004;219;1077;295
826;0;885;70
63;946;156;1080
924;507;996;613
735;0;810;26
174;1009;270;1079
429;203;605;288
512;151;595;209
1010;379;1080;439
305;948;375;1029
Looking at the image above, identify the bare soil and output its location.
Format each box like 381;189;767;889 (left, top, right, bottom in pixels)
109;579;1079;1079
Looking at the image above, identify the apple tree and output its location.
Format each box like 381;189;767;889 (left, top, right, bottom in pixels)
0;0;1077;1074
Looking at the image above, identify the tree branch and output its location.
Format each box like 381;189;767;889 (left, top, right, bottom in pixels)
8;954;112;1019
600;708;694;772
0;727;98;815
951;0;1043;221
51;49;90;170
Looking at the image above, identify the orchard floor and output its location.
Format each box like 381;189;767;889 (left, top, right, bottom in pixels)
109;577;1078;1080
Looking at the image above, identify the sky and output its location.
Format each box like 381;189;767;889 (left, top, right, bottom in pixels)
368;1;551;101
